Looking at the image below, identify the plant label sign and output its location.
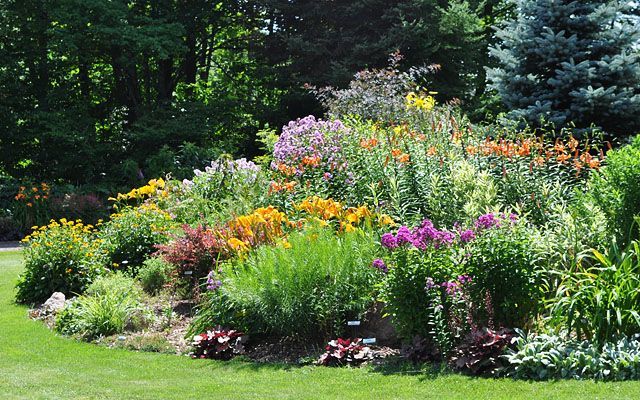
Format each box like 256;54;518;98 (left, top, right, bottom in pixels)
362;338;376;345
183;270;193;276
347;321;361;326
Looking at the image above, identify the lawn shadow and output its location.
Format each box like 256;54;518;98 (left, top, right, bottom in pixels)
367;357;456;381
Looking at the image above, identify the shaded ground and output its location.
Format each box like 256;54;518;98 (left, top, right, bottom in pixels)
0;241;21;252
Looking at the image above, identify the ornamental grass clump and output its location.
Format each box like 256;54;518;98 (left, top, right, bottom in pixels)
16;218;105;304
546;240;640;347
191;227;381;340
55;273;148;340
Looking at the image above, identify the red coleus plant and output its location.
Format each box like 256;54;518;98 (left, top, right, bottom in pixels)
191;326;245;360
156;224;230;281
449;327;514;376
318;338;373;367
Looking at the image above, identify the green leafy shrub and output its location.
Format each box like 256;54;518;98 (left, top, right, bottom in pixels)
546;240;640;346
379;222;459;344
16;219;105;304
138;257;171;295
464;217;544;328
99;204;174;275
191;227;380;339
55;273;149;339
585;136;640;244
173;157;266;224
86;272;143;299
504;331;640;381
378;213;543;355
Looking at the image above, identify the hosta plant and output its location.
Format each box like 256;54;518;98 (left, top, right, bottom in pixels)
317;338;373;367
191;327;244;360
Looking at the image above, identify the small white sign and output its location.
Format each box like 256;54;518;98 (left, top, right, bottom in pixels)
362;338;376;345
183;270;193;276
347;320;361;326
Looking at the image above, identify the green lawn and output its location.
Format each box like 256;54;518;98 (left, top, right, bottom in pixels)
1;251;639;399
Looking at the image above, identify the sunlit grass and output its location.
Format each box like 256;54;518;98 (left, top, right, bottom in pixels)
1;251;639;399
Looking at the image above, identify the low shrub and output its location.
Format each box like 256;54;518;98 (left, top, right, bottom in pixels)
193;227;381;339
16;219;105;304
463;216;543;328
138;257;171;295
317;338;373;367
191;327;244;360
156;224;229;288
503;332;640;380
99;204;174;275
584;136;640;244
55;273;148;339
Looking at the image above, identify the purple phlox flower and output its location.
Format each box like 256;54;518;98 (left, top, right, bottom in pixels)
475;213;501;230
457;274;472;284
441;280;460;296
323;172;333;181
435;231;455;246
380;233;398;249
395;226;413;245
372;258;388;274
425;277;436;290
272;116;349;170
459;229;476;243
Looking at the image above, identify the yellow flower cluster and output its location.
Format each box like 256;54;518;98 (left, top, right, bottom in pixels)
109;178;168;202
107;203;173;234
21;219;102;263
405;91;437;112
295;196;395;232
219;198;394;254
22;218;97;243
225;206;291;253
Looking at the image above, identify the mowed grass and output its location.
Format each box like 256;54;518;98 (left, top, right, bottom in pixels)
1;251;640;399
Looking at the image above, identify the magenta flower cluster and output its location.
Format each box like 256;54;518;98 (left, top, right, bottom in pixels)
371;258;388;273
426;274;473;296
272;115;348;173
380;219;456;250
382;213;518;252
474;212;518;230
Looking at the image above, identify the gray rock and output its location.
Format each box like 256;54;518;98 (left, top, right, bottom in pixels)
42;292;66;314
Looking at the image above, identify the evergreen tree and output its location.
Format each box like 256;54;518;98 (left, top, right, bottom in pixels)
487;0;640;136
249;0;486;116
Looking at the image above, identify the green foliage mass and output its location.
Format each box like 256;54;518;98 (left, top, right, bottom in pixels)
191;227;381;340
584;137;640;245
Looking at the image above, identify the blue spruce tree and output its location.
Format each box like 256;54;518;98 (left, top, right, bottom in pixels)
487;0;640;136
